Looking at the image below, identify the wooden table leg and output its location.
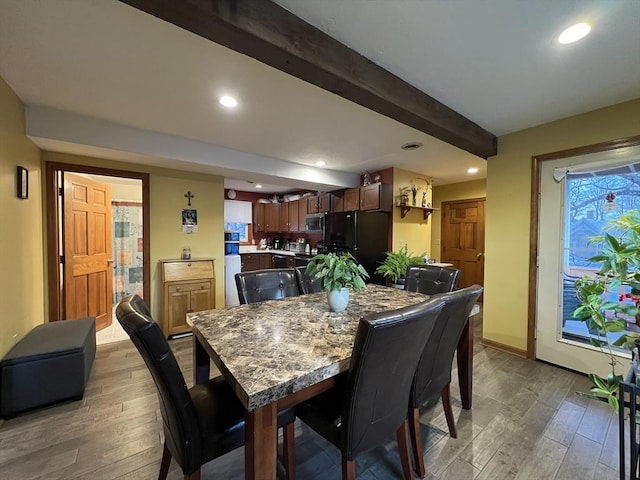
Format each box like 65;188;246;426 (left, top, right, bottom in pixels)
192;333;210;385
456;315;473;410
245;402;278;480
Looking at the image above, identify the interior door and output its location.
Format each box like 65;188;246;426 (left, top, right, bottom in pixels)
63;173;113;330
441;199;485;291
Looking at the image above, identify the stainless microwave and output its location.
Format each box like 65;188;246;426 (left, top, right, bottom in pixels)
305;213;325;233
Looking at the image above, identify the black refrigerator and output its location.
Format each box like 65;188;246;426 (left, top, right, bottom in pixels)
323;210;390;285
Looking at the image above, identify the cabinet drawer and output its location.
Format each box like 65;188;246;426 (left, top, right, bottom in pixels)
163;260;214;282
167;281;211;294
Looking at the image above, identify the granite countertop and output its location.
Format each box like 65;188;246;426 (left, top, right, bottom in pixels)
187;284;429;410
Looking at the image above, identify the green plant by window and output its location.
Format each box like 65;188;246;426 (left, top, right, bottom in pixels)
573;210;640;411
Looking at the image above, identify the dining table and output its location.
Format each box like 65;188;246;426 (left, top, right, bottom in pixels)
187;284;479;480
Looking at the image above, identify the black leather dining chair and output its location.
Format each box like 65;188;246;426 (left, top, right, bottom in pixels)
405;265;460;295
296;297;445;480
235;268;300;304
294;266;323;294
408;284;483;477
115;294;297;480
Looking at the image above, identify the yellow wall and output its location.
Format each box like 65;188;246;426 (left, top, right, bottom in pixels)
0;77;44;357
391;167;432;257
485;98;640;351
40;151;225;329
431;179;486;262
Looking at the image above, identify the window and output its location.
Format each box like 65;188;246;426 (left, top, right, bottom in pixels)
561;162;640;345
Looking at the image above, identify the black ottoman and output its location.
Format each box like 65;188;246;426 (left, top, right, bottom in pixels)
0;317;96;419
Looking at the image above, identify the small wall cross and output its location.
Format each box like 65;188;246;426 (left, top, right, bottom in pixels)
184;191;195;206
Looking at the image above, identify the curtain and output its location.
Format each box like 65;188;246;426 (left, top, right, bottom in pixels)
112;201;143;303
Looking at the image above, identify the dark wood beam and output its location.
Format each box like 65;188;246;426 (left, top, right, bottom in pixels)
119;0;497;159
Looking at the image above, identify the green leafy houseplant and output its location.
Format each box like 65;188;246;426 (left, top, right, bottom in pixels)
572;210;640;411
375;245;425;285
305;252;369;292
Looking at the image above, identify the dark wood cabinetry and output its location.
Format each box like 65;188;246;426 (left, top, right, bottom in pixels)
318;193;332;212
343;188;360;211
307;195;319;214
241;253;273;272
298;199;307;232
279;202;289;232
288;200;299;232
360;183;387;210
253;202;265;232
264;203;280;232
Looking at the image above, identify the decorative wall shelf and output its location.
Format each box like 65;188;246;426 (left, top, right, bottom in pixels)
398;205;439;220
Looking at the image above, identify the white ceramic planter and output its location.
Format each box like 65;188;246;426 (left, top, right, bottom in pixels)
327;287;350;312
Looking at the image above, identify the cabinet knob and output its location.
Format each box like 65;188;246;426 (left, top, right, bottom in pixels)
187;263;192;267
176;287;181;291
200;285;205;289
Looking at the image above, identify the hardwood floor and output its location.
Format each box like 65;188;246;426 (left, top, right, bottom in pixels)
0;313;624;479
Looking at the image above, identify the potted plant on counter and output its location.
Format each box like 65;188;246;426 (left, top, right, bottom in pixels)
375;245;426;289
305;252;369;312
572;210;640;411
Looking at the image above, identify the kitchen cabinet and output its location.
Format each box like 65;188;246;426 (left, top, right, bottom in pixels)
318;193;332;212
279;202;289;232
253;203;265;232
307;195;319;214
288;200;299;232
298;199;307;232
241;253;273;271
264;203;280;232
160;259;215;337
360;183;383;210
343;188;360;211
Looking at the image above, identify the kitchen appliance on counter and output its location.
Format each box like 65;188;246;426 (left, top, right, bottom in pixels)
305;212;325;234
323;211;389;284
224;231;241;306
273;238;285;250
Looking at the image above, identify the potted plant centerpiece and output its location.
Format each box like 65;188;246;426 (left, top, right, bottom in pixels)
572;210;640;411
305;252;369;312
375;244;426;289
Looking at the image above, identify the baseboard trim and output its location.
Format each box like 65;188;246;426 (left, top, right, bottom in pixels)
480;338;528;358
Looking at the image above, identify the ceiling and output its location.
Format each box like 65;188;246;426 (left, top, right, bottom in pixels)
1;1;638;194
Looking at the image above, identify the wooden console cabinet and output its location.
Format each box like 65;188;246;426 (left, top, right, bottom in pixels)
160;258;215;336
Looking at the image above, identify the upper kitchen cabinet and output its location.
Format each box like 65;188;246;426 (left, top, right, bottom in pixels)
360;183;392;210
279;202;290;232
288;200;299;232
253;202;265;232
339;183;393;212
307;195;319;214
343;188;360;211
264;203;280;232
298;198;307;231
318;193;332;212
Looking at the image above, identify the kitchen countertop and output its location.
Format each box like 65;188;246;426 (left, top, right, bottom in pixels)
239;246;307;256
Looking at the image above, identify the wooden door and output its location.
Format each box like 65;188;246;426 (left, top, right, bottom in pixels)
63;173;113;330
253;203;265;232
441;199;485;292
319;194;332;212
307;195;319;214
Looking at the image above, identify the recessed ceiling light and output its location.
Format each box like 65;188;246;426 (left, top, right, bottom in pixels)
315;161;326;167
467;167;479;174
255;184;263;189
401;142;423;151
219;95;238;108
558;23;591;44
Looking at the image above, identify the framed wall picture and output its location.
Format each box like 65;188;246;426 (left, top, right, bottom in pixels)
16;166;28;199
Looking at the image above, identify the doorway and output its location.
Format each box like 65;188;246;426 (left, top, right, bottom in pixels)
532;136;640;374
45;162;150;342
440;198;485;293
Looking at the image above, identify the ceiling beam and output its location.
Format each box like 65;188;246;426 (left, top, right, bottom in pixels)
119;0;497;159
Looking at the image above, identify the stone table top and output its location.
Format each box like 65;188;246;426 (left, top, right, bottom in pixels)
187;284;431;410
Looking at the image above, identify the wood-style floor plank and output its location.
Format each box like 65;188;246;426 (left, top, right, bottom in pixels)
0;311;623;480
